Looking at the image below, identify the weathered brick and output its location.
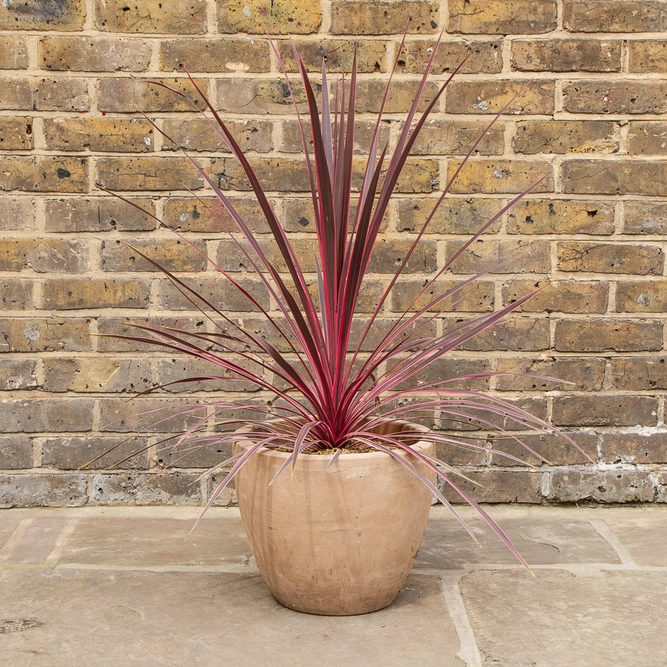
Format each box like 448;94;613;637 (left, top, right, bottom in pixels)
495;356;605;391
0;0;86;31
100;238;207;273
277;39;387;73
600;432;667;465
43;357;152;393
281;118;390;155
563;1;667;33
554;320;663;352
0;238;88;273
411;120;504;155
563;81;667;115
355;80;438;114
158;277;270;311
440;395;548;432
396;197;503;235
399;39;502;75
366;238;438;274
163;197;268;234
628;122;667;156
563;160;667;197
0;77;32;110
0;318;91;352
96;0;207;34
553;395;657;428
216;78;311;115
393;159;439;194
160;38;271;73
330;1;438;35
216;237;318;273
629;41;667;74
214;156;310;192
42;278;150;310
490;431;597;467
0;36;28;69
513;121;618;155
0;117;33;150
159;437;232;468
97;316;205;353
624;202;667;236
0;156;88;193
162;119;273;153
448;0;557;34
446;80;555;115
503;280;609;314
97;157;205;191
1;278;34;310
507;199;615;235
42;436;149;470
616;281;667;313
0;398;95;433
91;471;202;505
45;197;157;232
0;358;38;390
548;469;656;504
448;317;551;351
98;398;205;433
0;474;88;508
446;239;550;274
558;242;663;275
608;357;667;391
40;36;152;72
448;159;553;194
219;0;322;35
97;77;208;113
444;470;542;504
43;117;153;152
156;357;261;393
400;357;493;391
0;436;32;469
33;77;89;111
512;39;621;72
0;197;36;231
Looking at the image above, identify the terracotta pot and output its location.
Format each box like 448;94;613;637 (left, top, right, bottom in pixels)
233;421;436;615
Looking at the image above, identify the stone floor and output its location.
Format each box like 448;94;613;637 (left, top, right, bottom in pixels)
0;505;665;666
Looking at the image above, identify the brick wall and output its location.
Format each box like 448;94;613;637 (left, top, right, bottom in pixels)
2;0;667;507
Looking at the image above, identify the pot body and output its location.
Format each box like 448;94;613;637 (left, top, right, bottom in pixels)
234;424;436;615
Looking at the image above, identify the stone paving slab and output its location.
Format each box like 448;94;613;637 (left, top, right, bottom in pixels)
603;516;667;566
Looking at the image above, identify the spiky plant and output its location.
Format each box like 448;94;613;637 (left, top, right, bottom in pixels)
101;35;591;566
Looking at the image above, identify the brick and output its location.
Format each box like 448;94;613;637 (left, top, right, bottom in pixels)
43;117;153;153
0;474;88;509
33;77;89;111
0;0;86;31
563;160;667;197
0;77;32;110
448;0;557;34
446;80;554;115
159;437;233;468
330;1;438;35
447;159;553;194
448;317;551;351
0;156;88;193
97;77;208;113
156;357;262;393
561;242;663;276
563;1;667;33
0;398;95;433
616;281;667;313
163;197;268;234
158;277;270;312
281;118;390;155
507;199;615;235
411;120;504;155
503;279;609;314
446;239;550;274
444;470;542;504
399;39;502;75
563;81;667;115
0;238;88;273
396;197;503;235
45;197;157;232
160;38;271;73
40;36;152;72
629;41;667;74
490;431;598;467
440;395;548;432
399;357;493;391
95;0;207;33
97;157;205;191
98;398;205;433
554;320;663;352
366;238;438;274
43;357;152;393
216;78;310;115
608;357;667;391
277;39;387;73
43;278;150;310
513;120;618;155
214;157;311;192
512;39;621;73
624;202;667;236
496;357;605;392
97;316;205;352
393;159;439;194
216;237;318;273
219;0;322;35
600;432;667;465
628;122;667;156
0;117;33;150
42;436;149;470
355;80;438;114
0;36;28;69
0;197;36;231
1;278;34;310
0;359;38;391
90;471;202;505
0;318;91;352
100;238;207;273
0;436;32;469
548;469;655;504
553;395;657;428
162;119;273;153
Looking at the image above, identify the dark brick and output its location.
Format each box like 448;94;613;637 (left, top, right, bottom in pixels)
628;122;667;156
0;399;95;433
608;357;667;391
557;242;663;275
100;239;207;273
98;398;206;433
1;278;34;310
554;320;663;353
624;202;667;236
396;197;503;235
495;356;605;391
446;239;550;274
449;317;551;351
162;119;273;153
0;475;88;509
391;280;495;313
158;276;270;312
0;359;38;391
156;357;262;393
90;471;202;505
0;0;86;30
97;157;205;191
0;436;32;469
443;471;542;504
552;395;658;427
97;77;209;113
42;436;149;470
97;316;206;353
600;432;667;465
276;38;387;73
0;238;88;273
43;357;152;393
491;431;597;467
548;469;655;504
0;156;88;193
563;160;667;197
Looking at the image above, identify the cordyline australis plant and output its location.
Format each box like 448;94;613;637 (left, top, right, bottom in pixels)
99;34;592;566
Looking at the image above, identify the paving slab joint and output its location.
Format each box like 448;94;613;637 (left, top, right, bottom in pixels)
589;519;637;567
440;572;483;667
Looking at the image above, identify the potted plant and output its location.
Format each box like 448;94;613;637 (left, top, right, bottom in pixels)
100;35;591;615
